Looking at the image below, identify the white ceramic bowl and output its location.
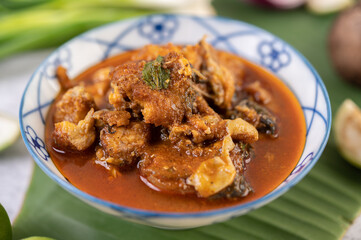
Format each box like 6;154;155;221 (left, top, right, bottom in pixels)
19;14;331;229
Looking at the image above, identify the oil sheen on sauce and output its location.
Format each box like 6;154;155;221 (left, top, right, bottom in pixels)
45;49;306;213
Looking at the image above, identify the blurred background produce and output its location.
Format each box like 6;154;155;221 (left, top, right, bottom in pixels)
0;0;357;61
246;0;306;9
329;2;361;86
0;0;356;61
0;0;214;60
334;99;361;169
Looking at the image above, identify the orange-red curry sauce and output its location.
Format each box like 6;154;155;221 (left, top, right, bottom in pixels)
45;49;306;212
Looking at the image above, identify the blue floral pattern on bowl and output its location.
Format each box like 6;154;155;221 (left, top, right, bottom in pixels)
138;15;179;43
24;125;49;161
19;14;331;229
258;40;291;72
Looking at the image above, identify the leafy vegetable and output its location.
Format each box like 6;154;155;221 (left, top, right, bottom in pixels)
0;0;48;10
0;0;158;60
142;56;171;90
0;0;216;60
0;203;12;240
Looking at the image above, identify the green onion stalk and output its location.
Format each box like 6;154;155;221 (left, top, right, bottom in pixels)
0;0;165;60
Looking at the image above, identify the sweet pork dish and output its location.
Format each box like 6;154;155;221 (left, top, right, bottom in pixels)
45;38;306;212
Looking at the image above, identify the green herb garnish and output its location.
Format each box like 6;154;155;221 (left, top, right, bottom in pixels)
142;56;171;90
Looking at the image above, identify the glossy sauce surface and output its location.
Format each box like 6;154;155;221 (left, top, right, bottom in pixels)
45;49;306;212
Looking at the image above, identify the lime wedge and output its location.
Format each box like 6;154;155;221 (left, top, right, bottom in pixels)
307;0;354;14
334;99;361;169
0;204;12;240
0;114;19;152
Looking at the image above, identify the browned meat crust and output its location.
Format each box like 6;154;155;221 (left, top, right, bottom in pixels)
53;108;96;151
93;109;131;128
54;86;96;124
97;122;150;169
109;52;193;127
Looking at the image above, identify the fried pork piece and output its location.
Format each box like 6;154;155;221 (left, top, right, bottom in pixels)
93;109;131;128
168;95;223;144
182;38;235;109
54;86;96;124
131;43;182;61
226;118;259;143
169;115;258;145
56;66;73;90
199;39;235;109
85;67;113;108
53;109;96;151
169;93;258;146
139;144;208;195
181;45;203;69
109;52;194;127
96;122;150;169
169;115;227;144
243;81;271;104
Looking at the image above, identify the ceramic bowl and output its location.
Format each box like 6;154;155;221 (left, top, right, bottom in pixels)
19;14;331;229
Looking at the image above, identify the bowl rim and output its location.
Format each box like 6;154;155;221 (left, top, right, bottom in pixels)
19;14;332;219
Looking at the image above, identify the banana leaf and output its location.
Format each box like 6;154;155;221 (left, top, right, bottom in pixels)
12;0;361;239
12;144;361;240
0;204;12;240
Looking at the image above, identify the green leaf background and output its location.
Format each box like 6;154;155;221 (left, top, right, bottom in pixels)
11;0;361;239
0;203;12;240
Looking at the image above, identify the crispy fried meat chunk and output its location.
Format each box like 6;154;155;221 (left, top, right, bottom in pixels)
181;38;235;109
198;38;235;109
243;81;271;105
56;65;73;90
181;45;203;70
85;67;113;108
93;109;131;128
54;86;96;124
169;93;258;146
96;122;150;169
53;109;96;151
139;144;206;195
131;43;182;61
109;52;194;127
169;115;227;144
